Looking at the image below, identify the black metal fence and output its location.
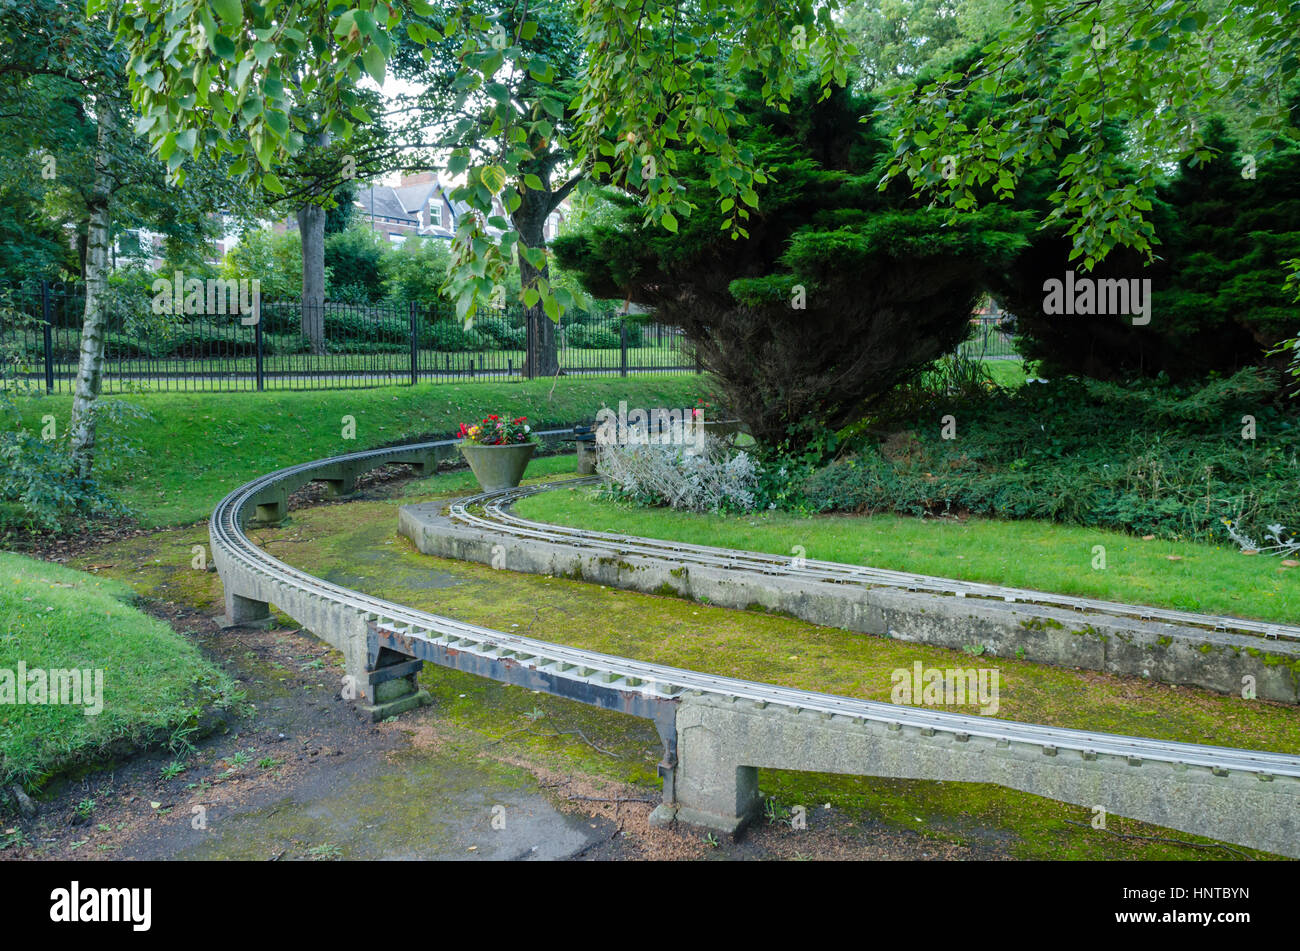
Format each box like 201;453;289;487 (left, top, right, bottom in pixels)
0;281;700;393
957;316;1018;360
2;282;1020;394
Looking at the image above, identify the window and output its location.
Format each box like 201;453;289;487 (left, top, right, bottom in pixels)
431;200;443;228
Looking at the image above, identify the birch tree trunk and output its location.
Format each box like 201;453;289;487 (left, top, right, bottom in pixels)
68;100;116;479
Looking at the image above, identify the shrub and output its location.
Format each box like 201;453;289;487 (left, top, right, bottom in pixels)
476;317;526;350
421;320;490;352
565;323;619;349
597;438;760;513
801;369;1300;543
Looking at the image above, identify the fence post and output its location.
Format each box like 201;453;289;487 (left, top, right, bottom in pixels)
619;320;628;378
694;345;702;375
409;300;419;386
40;280;54;394
255;315;264;391
524;311;537;380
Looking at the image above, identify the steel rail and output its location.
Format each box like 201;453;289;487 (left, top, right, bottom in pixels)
449;479;1300;644
211;439;1300;781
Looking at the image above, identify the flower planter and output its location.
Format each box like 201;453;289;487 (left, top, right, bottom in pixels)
459;441;537;491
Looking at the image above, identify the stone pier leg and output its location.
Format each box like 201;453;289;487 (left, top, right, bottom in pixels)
359;647;432;722
322;460;366;498
252;496;288;524
648;698;761;836
322;475;356;498
220;590;273;629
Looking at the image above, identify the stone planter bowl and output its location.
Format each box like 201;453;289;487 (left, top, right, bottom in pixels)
459;441;537;491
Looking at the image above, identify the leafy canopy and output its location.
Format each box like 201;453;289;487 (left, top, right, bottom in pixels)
101;0;854;322
882;0;1300;271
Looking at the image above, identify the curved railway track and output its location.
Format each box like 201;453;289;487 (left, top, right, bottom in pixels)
211;436;1300;852
452;478;1300;644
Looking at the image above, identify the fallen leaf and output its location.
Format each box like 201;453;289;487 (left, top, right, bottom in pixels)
1141;535;1156;541
1166;555;1182;561
1282;560;1299;568
1242;550;1259;556
149;801;161;809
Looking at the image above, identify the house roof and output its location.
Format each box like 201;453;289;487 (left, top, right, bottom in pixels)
354;185;419;224
393;182;438;215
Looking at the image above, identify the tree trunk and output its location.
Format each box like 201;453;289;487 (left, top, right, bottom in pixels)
297;128;330;355
515;188;559;378
297;202;326;354
68;101;115;479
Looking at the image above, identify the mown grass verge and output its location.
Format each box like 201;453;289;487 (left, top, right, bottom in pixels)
9;374;707;527
0;551;240;796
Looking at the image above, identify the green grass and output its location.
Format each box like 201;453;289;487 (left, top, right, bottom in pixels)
9;374;709;527
981;357;1028;388
514;485;1300;625
0;551;239;792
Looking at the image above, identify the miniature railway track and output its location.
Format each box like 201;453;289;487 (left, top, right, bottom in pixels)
209;438;1300;789
451;478;1300;645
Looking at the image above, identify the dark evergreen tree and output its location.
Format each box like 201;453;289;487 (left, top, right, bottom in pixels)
991;114;1300;382
553;78;1029;449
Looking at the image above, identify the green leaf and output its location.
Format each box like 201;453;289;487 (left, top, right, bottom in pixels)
262;173;285;194
264;109;289;138
211;33;237;60
361;44;386;83
481;165;508;193
661;211;678;233
212;0;242;27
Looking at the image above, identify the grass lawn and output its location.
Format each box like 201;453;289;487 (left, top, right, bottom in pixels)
982;357;1029;388
9;374;709;527
514;484;1300;624
0;551;239;792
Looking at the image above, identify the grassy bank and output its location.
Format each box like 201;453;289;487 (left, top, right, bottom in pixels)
515;484;1300;624
10;374;708;527
0;552;239;794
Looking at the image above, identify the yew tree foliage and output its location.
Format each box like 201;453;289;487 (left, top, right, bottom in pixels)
989;114;1300;381
554;79;1029;449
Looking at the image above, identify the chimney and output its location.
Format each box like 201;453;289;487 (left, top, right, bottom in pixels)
401;171;436;186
